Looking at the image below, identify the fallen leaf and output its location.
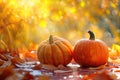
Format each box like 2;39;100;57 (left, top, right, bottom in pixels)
0;54;8;61
22;72;34;80
0;60;4;66
11;57;25;67
0;66;14;80
38;75;50;80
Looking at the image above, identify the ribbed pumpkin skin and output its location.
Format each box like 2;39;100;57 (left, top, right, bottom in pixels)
37;36;73;66
73;39;109;67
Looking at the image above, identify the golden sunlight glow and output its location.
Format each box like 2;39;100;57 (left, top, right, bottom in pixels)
80;1;85;8
69;7;76;13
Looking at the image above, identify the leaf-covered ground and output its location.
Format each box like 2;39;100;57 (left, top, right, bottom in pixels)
0;51;120;80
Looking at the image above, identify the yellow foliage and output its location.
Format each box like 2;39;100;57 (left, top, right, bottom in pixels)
109;44;120;63
110;2;117;8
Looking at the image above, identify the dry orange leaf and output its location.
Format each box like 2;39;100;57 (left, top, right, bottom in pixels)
22;72;34;80
0;54;8;61
11;57;24;66
0;60;4;66
0;66;14;80
38;75;50;80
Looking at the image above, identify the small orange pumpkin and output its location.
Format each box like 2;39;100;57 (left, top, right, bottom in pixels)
37;35;73;66
73;30;109;67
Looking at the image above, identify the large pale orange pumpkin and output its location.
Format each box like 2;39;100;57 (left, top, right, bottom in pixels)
37;35;73;66
73;30;109;67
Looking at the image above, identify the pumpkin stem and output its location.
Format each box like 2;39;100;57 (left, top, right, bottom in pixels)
49;35;53;44
88;30;95;40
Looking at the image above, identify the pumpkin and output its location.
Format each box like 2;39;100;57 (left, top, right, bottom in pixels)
37;35;73;66
73;30;109;67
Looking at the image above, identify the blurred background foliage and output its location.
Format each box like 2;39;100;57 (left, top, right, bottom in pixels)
0;0;120;52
